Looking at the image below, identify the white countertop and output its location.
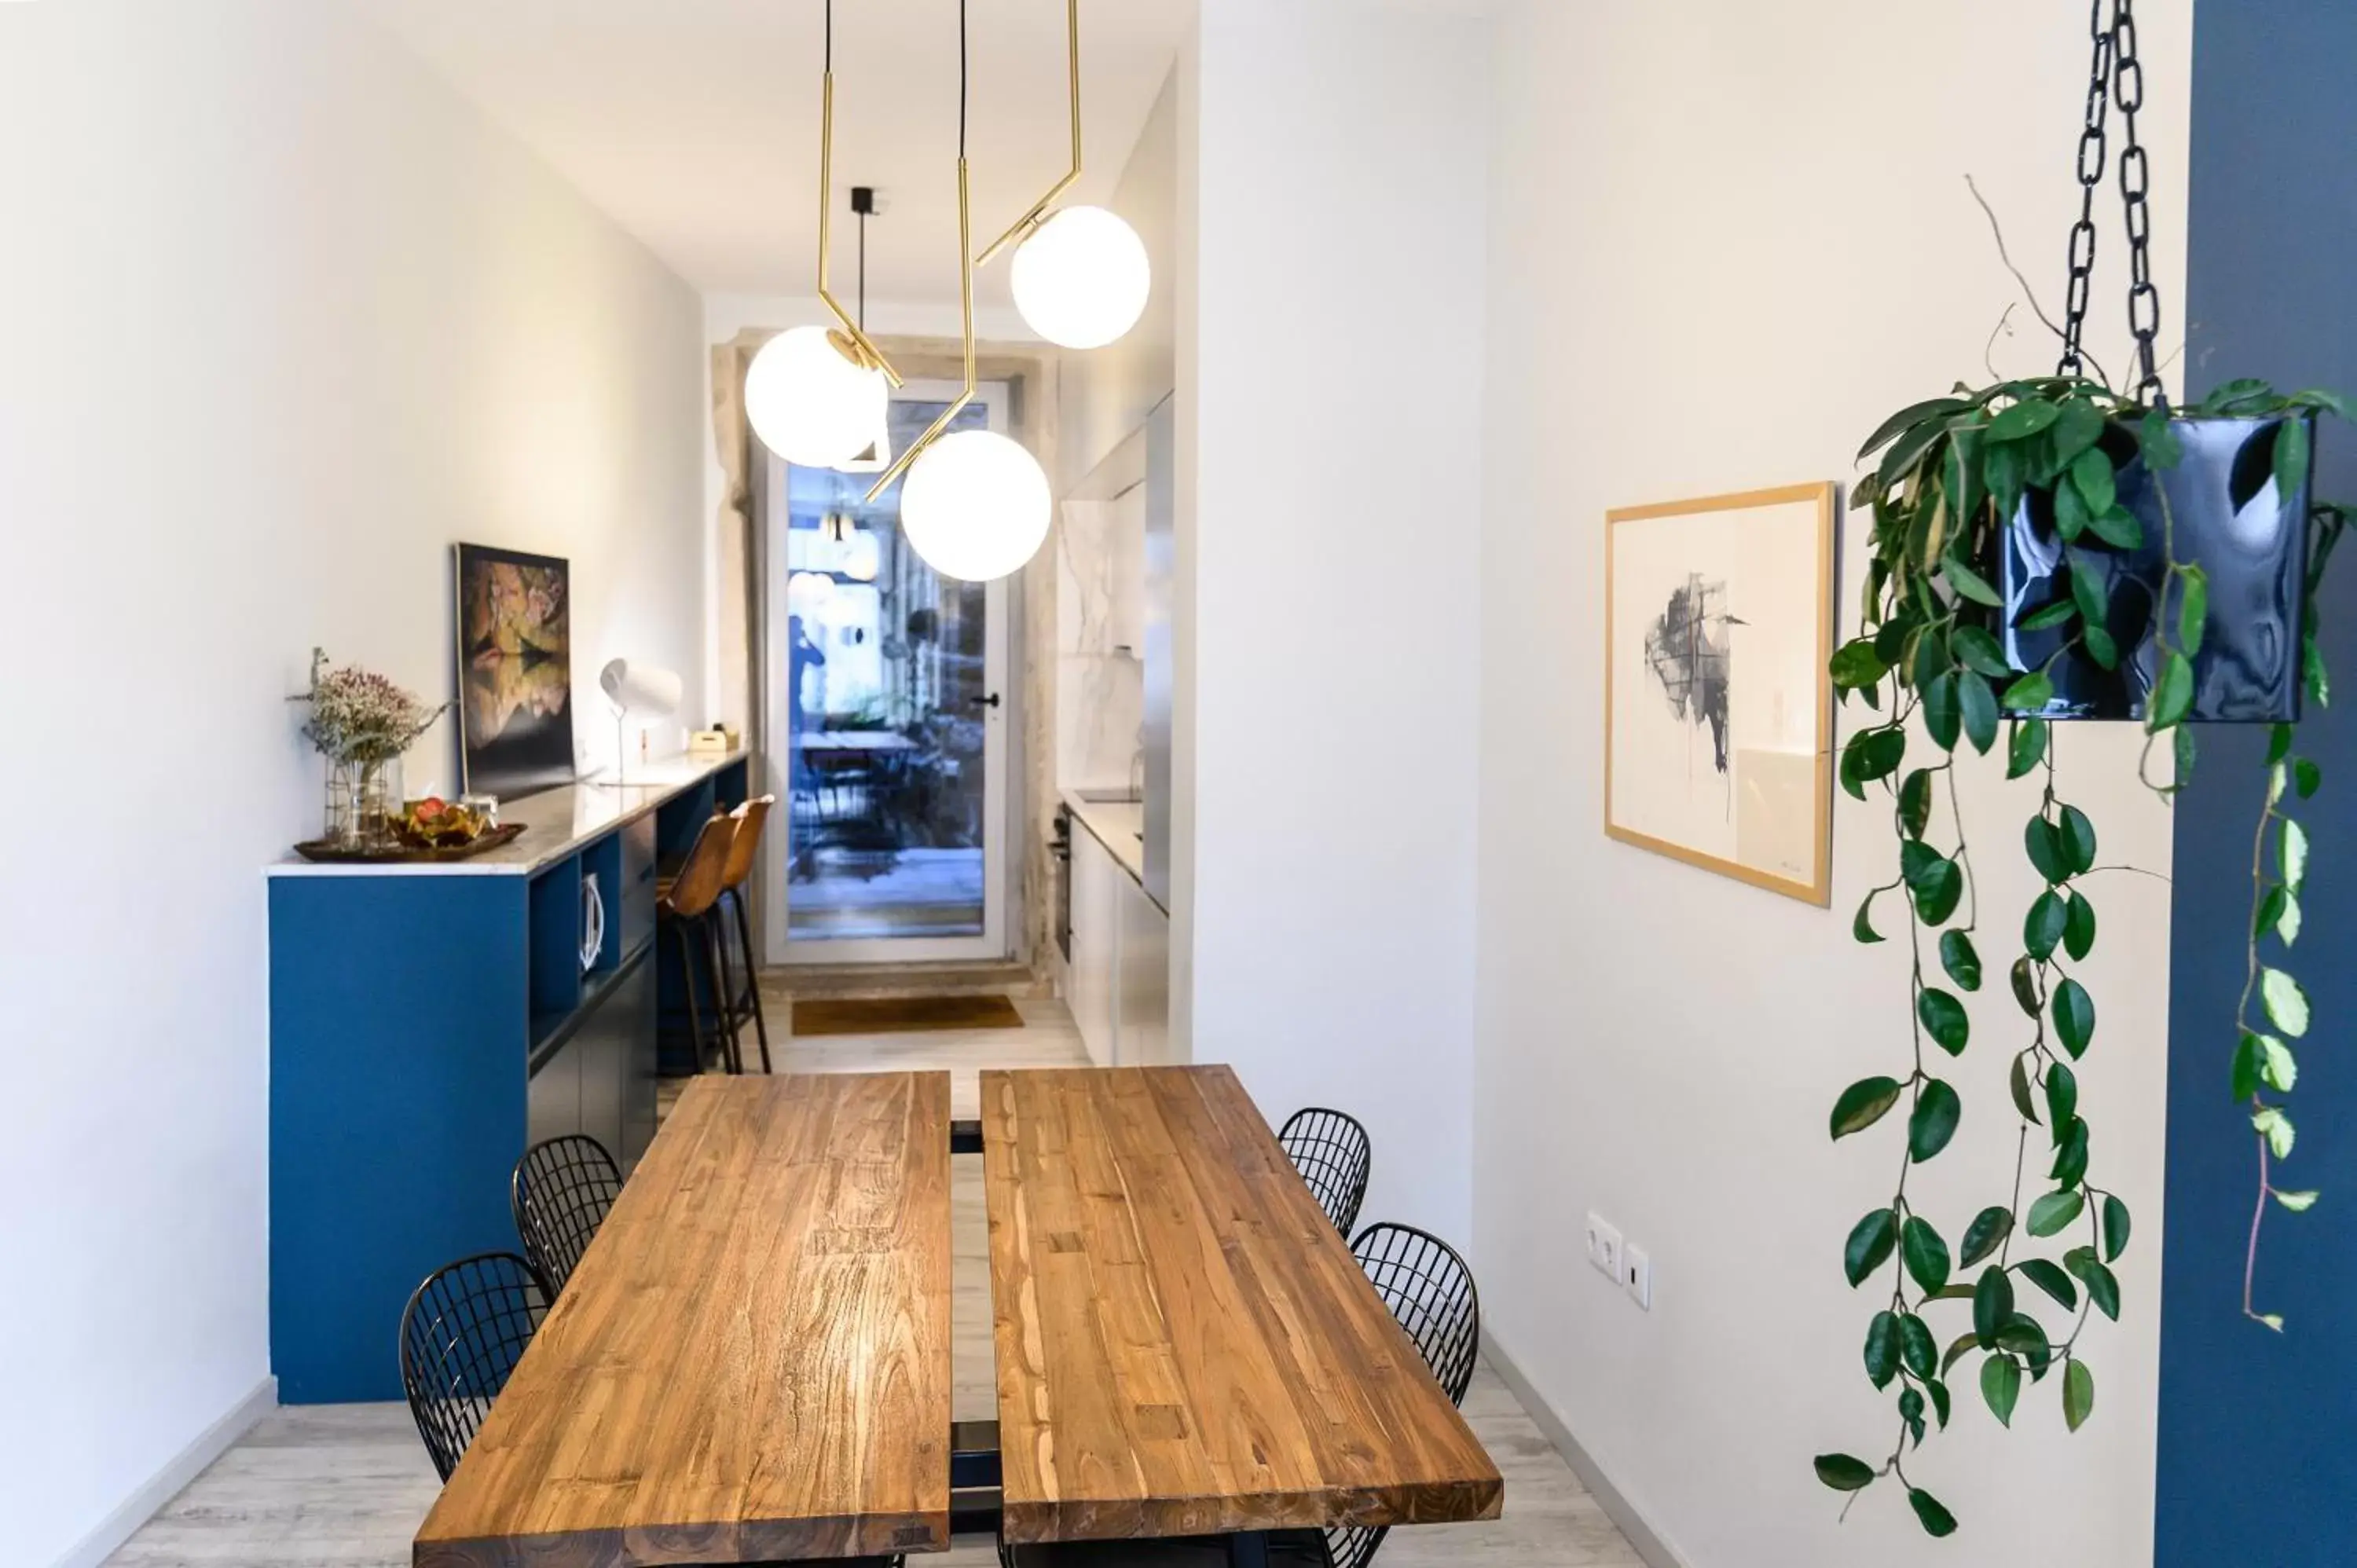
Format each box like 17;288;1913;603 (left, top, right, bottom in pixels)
1062;788;1147;885
267;752;748;878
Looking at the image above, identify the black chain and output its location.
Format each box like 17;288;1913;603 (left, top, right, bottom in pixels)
2055;0;2165;404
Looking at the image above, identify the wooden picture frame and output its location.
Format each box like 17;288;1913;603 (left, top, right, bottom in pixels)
1604;482;1836;906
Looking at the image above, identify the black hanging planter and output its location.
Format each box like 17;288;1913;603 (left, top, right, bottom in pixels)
2001;413;2314;723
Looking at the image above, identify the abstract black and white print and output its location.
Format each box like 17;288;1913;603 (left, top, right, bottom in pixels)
1643;573;1739;776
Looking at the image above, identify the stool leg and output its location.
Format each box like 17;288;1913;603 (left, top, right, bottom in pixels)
703;914;744;1075
729;888;773;1075
671;918;714;1074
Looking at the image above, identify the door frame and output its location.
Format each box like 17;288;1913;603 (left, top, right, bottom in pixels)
761;378;1021;968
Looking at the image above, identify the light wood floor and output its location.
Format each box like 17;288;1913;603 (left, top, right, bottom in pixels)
107;993;1644;1568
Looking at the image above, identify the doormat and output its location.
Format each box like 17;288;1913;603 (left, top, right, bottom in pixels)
790;994;1026;1037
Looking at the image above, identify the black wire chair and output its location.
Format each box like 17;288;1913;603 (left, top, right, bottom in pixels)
512;1135;626;1295
397;1252;549;1483
1277;1108;1372;1236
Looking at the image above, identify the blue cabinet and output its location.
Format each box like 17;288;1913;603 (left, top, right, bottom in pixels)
266;754;746;1403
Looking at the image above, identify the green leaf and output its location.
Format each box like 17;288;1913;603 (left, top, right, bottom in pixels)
1899;1385;1926;1449
1903;1216;1952;1296
1974;1266;2014;1346
2051;1114;2091;1188
1831;1076;1904;1139
1898;768;1934;839
2069;446;2117;515
2254;1105;2297;1160
2085;623;2121;671
1830;638;1889;691
1940;929;1983;992
1982;1353;2022;1427
2064;1358;2095;1433
1910;1078;1963;1158
1961;1205;2014;1267
2004;670;2055;710
1846;1207;1899;1287
1908;1488;1958;1539
1913;860;1964;926
2018;597;2080;632
2278;888;2303;947
2267;723;2296;766
2292;387;2357;421
2150;650;2196;731
2066;1250;2121;1321
2055;480;2091;544
1858;397;1971;462
1986;435;2028;518
2139;409;2183;469
2276;417;2312;497
2025;818;2069;884
1959;669;2000;754
2010;1051;2040;1122
2263;969;2311;1039
1918;991;1970;1057
2102;1195;2132;1262
1864;1310;1902;1388
2069;551;2112;628
1989;399;2062;442
2232;1029;2267;1101
1859;727;1906;785
2087;505;2145;550
2203;378;2275;413
1941;1330;1981;1379
2017;1257;2079;1311
2308;635;2332;708
2262;1035;2299;1094
2051;398;2106;465
1853;888;1886;944
1923;672;1962;751
2029;1189;2086;1238
2297;757;2323;799
2283;818;2310;892
2178;565;2210;657
2275;1189;2320;1214
1900;1312;1938;1380
2045;1059;2079;1130
2008;715;2051;779
2053;978;2097;1058
1953;625;2011;678
1995;1312;2051;1362
1943;553;2004;608
2254;885;2287;943
1814;1453;1878;1492
2025;891;2069;961
2060;805;2099;874
1927;1376;1952;1430
2010;956;2043;1020
2063;890;2098;962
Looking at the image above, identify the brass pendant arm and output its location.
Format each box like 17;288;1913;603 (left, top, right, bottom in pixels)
864;157;977;501
819;72;904;387
974;0;1083;268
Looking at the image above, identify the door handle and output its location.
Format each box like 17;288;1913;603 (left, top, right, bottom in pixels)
969;693;1003;709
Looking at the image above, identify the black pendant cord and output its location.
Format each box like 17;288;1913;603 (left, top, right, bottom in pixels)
858;203;867;331
824;0;832;72
959;0;970;161
2055;0;2165;405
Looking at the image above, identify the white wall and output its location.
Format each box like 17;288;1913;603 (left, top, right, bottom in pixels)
0;4;705;1561
1474;3;2187;1565
1186;0;1489;1241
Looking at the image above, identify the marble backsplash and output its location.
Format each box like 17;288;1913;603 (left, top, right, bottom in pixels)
1058;492;1146;789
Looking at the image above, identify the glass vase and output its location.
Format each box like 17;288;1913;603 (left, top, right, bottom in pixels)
325;756;403;850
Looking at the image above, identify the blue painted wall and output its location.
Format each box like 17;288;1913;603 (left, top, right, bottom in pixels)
2157;5;2357;1563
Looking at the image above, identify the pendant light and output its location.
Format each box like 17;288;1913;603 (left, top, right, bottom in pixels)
979;0;1150;350
836;186;895;474
745;0;902;471
871;0;1054;585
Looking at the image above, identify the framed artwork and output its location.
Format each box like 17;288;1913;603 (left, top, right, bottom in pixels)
1604;482;1836;905
453;543;576;800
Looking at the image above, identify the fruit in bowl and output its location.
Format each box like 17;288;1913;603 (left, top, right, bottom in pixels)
400;796;487;848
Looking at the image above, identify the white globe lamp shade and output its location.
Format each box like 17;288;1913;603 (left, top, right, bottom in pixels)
744;326;889;469
900;430;1053;583
1010;206;1152;350
786;570;838;619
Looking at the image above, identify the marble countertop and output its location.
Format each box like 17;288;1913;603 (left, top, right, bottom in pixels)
267;752;747;878
1062;789;1147;885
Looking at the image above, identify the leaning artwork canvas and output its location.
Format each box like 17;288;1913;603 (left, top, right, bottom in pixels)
453;544;576;800
1605;484;1835;905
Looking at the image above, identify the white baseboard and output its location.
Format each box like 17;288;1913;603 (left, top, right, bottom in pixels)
53;1376;277;1568
1483;1330;1690;1568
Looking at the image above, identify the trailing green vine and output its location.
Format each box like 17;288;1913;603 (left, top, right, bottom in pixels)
1813;376;2351;1537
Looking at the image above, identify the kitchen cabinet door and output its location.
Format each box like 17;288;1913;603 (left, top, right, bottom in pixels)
1069;827;1120;1067
1116;873;1171;1066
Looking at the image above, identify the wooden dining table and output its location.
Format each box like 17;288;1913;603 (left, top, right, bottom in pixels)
414;1065;1501;1566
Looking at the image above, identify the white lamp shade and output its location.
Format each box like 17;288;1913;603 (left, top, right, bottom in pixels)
744;326;889;469
599;659;683;718
900;430;1053;583
786;571;838;619
1010;206;1152;350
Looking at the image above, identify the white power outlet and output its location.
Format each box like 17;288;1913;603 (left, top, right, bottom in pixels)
1585;1212;1623;1279
1624;1244;1653;1310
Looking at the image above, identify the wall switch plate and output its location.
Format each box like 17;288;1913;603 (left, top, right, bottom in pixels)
1624;1244;1652;1310
1585;1212;1622;1279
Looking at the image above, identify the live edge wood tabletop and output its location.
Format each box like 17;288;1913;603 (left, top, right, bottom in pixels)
980;1064;1504;1546
412;1072;955;1567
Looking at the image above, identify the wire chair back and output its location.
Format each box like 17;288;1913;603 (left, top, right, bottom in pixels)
1322;1224;1482;1568
1277;1107;1373;1237
397;1252;548;1482
511;1135;625;1295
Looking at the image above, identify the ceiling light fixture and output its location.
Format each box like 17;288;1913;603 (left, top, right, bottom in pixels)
744;0;901;471
836;185;895;474
877;0;1054;584
980;0;1151;350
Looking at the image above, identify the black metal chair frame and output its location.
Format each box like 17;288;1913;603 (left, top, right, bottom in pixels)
511;1134;625;1296
716;881;773;1075
397;1251;549;1483
1277;1108;1373;1238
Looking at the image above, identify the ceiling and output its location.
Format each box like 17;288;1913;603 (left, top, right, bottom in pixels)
357;0;1190;305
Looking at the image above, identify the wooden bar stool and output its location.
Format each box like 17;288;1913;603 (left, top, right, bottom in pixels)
713;796;775;1076
657;811;741;1075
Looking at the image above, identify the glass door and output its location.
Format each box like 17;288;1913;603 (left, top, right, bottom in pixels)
763;379;1014;965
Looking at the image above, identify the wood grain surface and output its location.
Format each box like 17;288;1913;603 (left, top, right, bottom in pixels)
414;1073;955;1566
980;1065;1503;1545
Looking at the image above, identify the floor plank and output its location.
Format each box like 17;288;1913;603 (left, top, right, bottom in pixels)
107;995;1644;1568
